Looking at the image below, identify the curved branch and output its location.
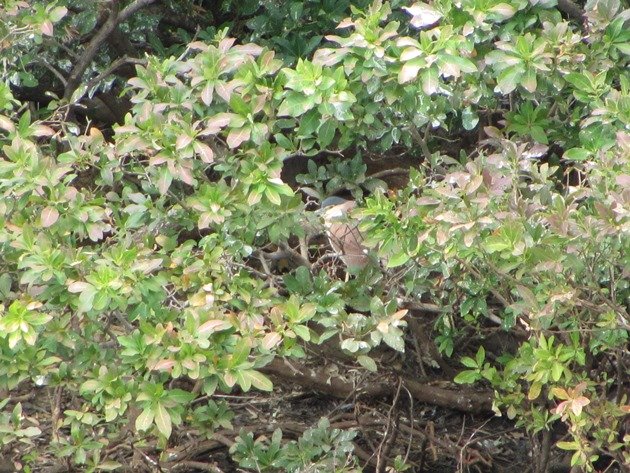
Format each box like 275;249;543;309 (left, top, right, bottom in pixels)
63;0;157;102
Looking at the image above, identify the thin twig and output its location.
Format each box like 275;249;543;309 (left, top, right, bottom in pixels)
402;384;414;466
376;377;402;472
37;59;67;86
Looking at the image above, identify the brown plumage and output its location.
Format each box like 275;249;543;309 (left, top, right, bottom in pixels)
321;196;369;271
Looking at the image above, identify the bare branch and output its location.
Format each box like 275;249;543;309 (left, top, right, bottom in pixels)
369;167;410;180
37;59;67;86
63;0;157;102
83;55;147;93
118;0;158;23
261;358;493;413
557;0;585;23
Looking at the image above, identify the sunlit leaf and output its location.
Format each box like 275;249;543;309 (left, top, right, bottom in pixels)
398;58;424;83
41;207;59;228
240;370;273;392
226;127;251;148
404;2;443;28
154;403;172;438
135;408;154;433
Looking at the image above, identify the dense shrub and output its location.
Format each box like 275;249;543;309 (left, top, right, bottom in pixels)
0;0;628;471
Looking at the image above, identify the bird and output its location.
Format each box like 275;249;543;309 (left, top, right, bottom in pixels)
320;196;369;272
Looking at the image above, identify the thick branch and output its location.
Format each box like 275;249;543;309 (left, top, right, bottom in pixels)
557;0;585;23
118;0;158;23
404;378;491;413
261;358;493;413
63;0;120;101
108;26;138;57
63;0;157;102
169;461;224;473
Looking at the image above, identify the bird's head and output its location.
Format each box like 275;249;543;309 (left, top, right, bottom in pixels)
320;196;356;222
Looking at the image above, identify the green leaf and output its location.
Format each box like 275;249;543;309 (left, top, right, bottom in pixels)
357;355;377;372
135;408;154;432
236;370;252;392
421;67;439;95
551;362;564;382
274;133;294;150
564;73;591;92
528;382;542;400
570;450;584;467
78;285;97;312
556;441;579;451
298;110;319;137
496;67;522;94
454;370;479;384
475;346;485;366
521;69;537;93
382;330;405;352
230;339;251;368
265;187;281;205
156;166;173;195
529;126;548;144
484;236;510;253
341;338;360;353
229;94;250;116
460;356;478;368
615;42;630;55
80;380;100;394
251;121;269;144
462;106;479;130
488;3;516;19
563;148;591;161
386;250;410;268
0;274;12;298
318;119;336;148
167;389;195;404
277;92;316;117
241;370;273;391
293;324;311;341
440;54;477;76
92;291;109;311
154;402;172;438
